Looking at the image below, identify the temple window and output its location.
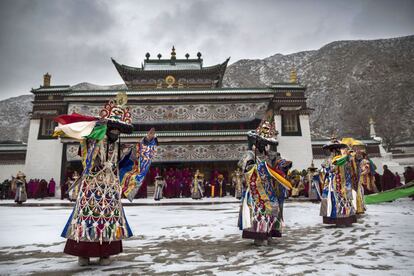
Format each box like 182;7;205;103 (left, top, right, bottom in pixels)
281;112;301;136
39;118;57;139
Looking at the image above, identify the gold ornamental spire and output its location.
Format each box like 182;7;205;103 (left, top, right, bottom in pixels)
369;117;374;124
43;72;51;87
290;68;297;83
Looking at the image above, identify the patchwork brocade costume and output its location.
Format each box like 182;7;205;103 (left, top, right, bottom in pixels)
320;138;357;225
191;170;204;200
231;168;244;199
341;138;369;214
13;171;28;204
56;93;157;258
307;162;322;202
358;156;377;195
237;112;292;241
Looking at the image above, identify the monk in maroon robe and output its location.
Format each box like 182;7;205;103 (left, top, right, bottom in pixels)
184;176;192;197
210;170;219;188
39;179;48;198
48;178;56;197
27;179;34;198
373;172;381;193
382;165;396;191
404;166;414;184
394;173;402;187
174;168;183;197
164;168;175;198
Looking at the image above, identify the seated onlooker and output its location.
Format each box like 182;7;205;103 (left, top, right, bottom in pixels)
374;172;382;192
48;178;56;197
404;166;414;184
394;172;402;187
381;165;396;191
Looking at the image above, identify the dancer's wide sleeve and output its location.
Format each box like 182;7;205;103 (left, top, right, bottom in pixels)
120;137;157;202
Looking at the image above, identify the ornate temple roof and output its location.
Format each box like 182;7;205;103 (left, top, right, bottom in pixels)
32;85;71;93
112;47;230;90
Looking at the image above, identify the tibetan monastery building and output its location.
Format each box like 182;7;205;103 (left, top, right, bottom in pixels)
25;48;313;186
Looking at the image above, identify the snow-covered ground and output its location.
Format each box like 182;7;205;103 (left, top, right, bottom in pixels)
0;199;413;275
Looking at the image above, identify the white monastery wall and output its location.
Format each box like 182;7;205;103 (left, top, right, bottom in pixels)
275;114;313;170
24;119;63;188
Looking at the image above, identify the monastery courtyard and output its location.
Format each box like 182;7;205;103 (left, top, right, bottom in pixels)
0;199;413;275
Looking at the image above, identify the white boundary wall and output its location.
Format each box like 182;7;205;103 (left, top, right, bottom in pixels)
275;114;313;170
24;119;63;190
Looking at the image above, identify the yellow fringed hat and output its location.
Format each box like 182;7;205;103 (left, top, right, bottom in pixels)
341;137;365;147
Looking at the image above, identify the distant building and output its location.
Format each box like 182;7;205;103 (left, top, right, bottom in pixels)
24;48;313;188
0;142;26;181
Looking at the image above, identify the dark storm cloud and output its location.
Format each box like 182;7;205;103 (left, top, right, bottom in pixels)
0;0;412;100
142;0;235;53
0;0;117;100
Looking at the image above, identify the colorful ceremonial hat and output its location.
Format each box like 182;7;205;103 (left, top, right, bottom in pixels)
53;92;133;140
99;92;132;125
322;136;348;151
308;161;317;171
248;109;278;153
255;109;278;141
341;137;365;147
16;171;25;178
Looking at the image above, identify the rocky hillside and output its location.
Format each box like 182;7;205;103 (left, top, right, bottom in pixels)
71;82;126;91
0;94;33;143
223;35;414;146
1;36;413;146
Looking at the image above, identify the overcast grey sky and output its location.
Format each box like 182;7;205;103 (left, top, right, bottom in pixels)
0;0;413;100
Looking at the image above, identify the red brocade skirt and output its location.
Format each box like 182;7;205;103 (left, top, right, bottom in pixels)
64;239;123;257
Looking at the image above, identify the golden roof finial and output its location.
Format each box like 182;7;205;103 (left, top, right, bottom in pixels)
290;68;297;83
171;46;176;59
43;72;51;87
116;92;128;107
369;117;374;124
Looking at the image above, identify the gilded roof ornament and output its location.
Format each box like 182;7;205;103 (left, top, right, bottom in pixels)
290;68;298;83
116;91;128;107
369;117;374;124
